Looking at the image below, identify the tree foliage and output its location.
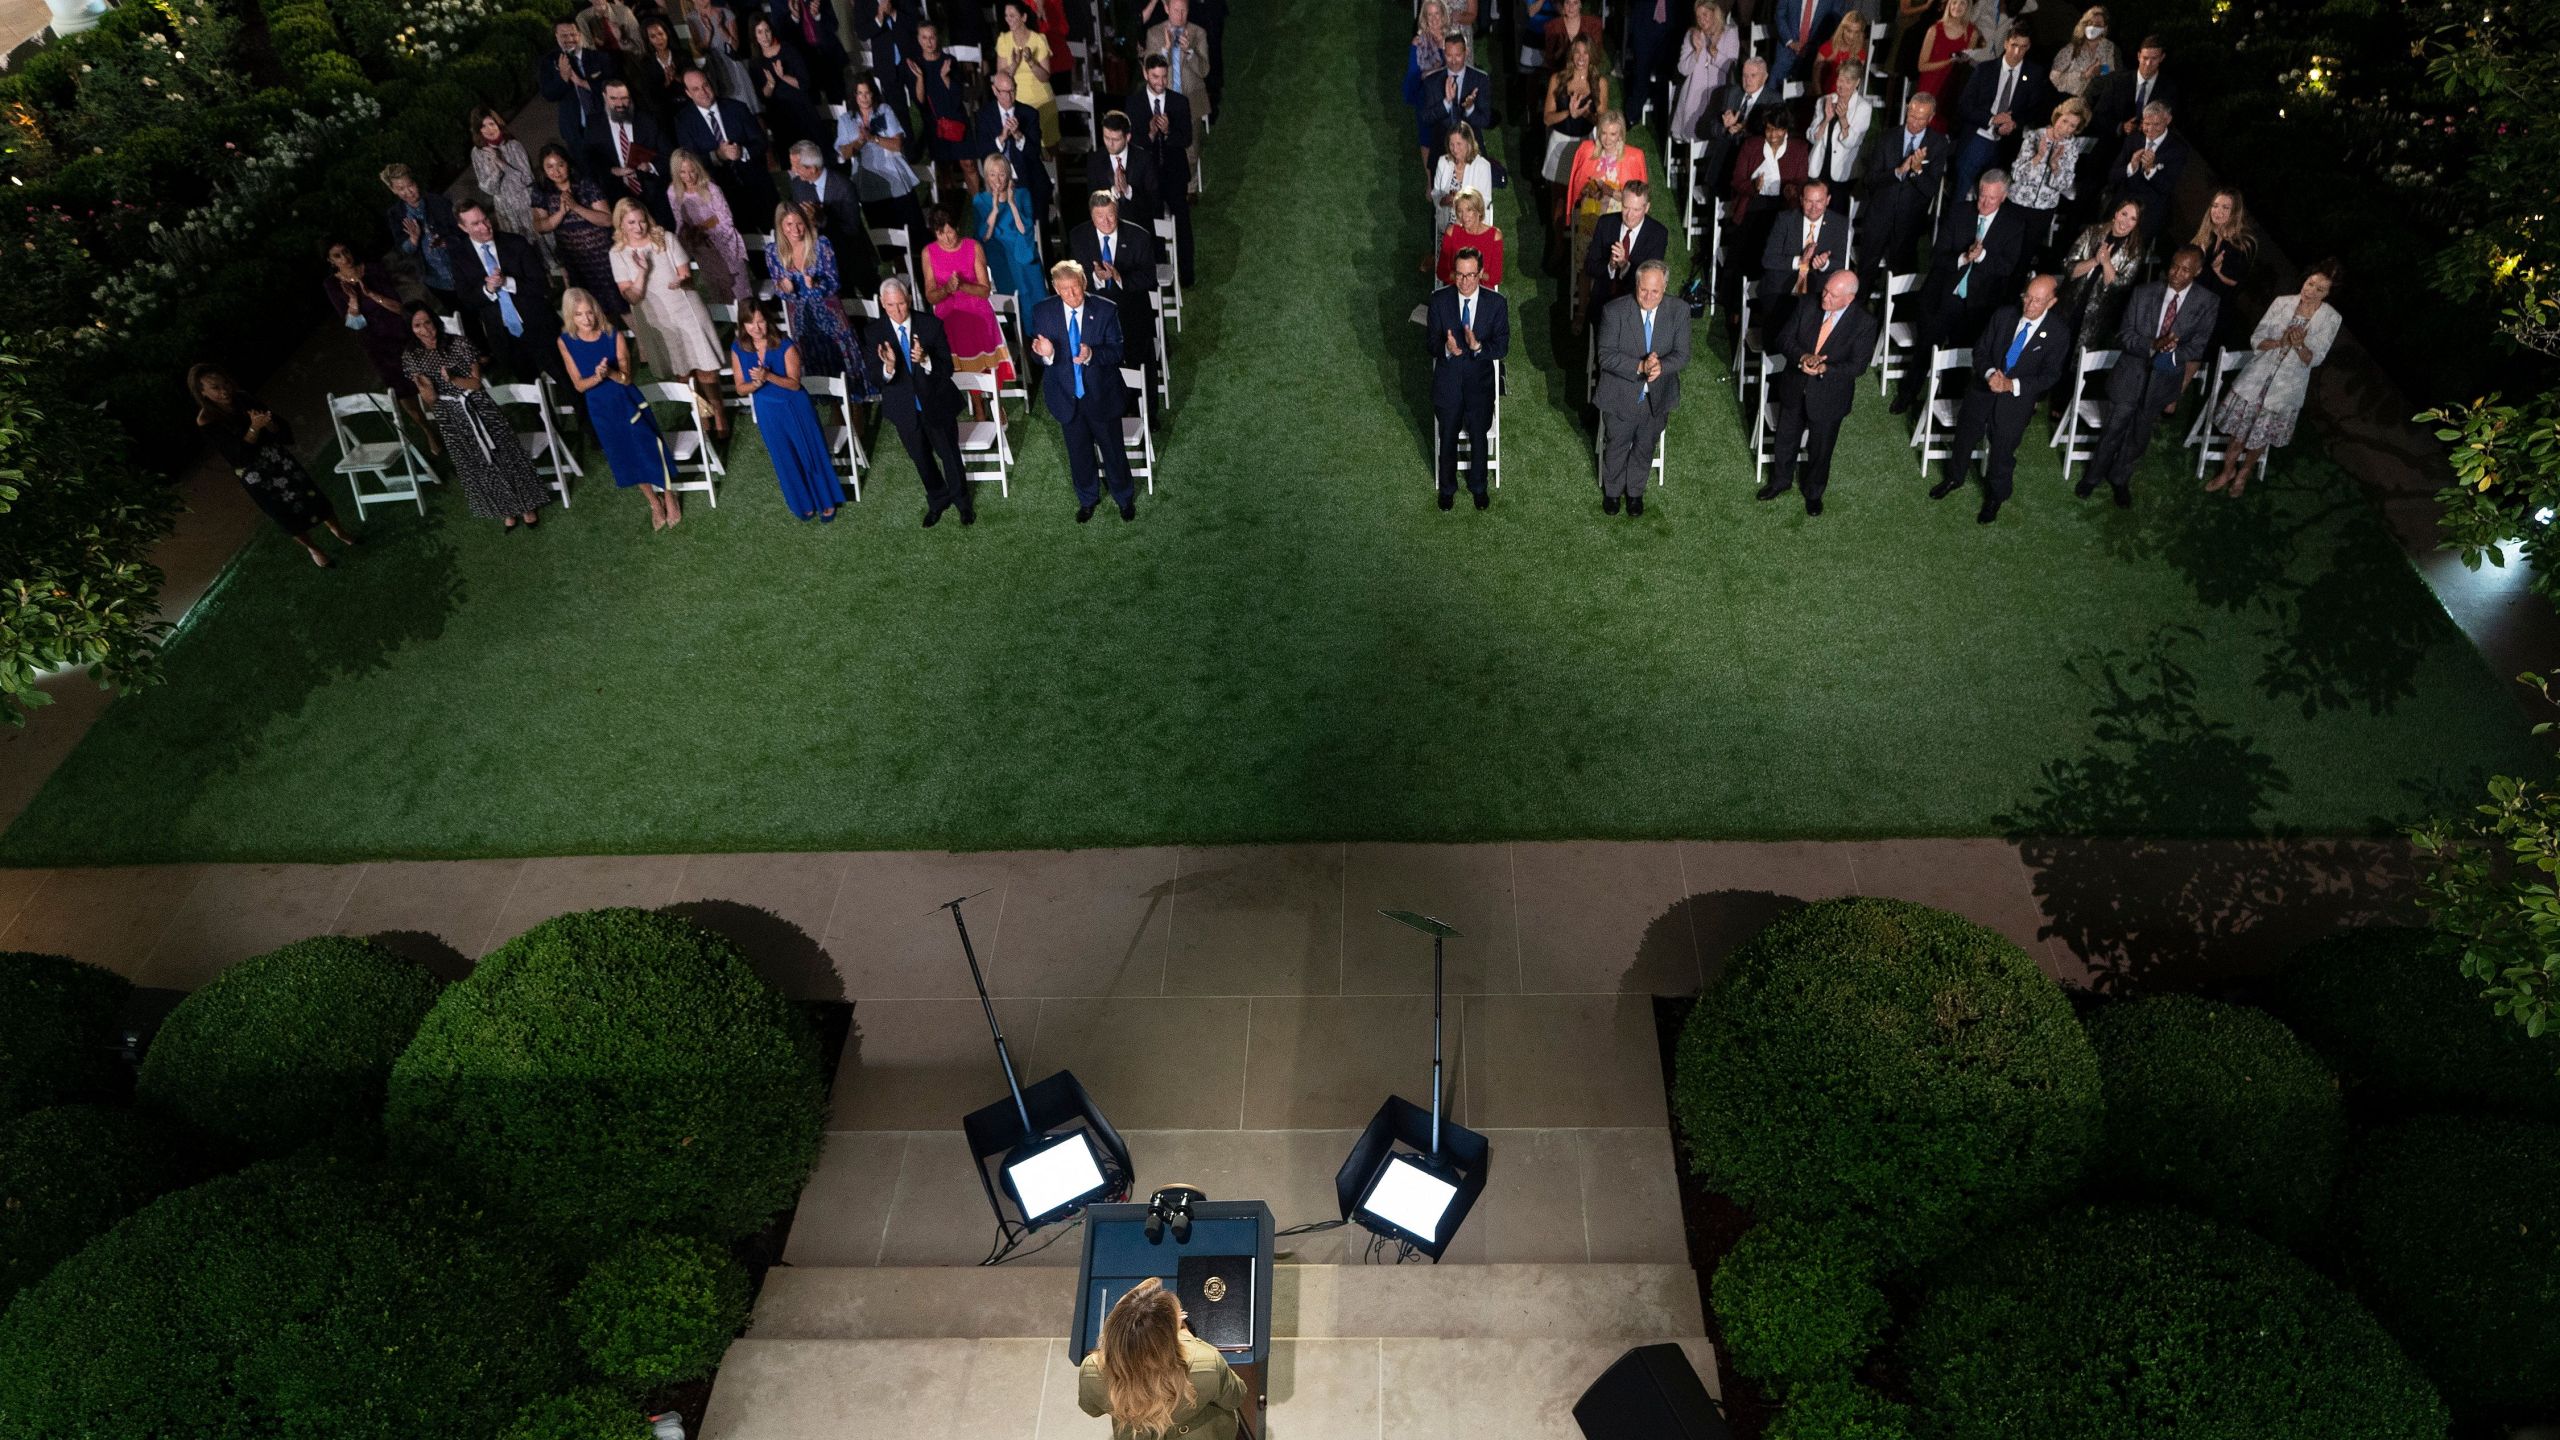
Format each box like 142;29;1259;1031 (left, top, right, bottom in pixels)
2410;691;2560;1039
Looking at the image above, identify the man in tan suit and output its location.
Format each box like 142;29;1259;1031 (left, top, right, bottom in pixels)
1145;0;1213;126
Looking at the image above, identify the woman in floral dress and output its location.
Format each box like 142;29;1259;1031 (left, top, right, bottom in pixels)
531;144;626;317
671;149;755;306
2208;262;2342;497
765;203;874;400
190;365;358;568
468;108;540;252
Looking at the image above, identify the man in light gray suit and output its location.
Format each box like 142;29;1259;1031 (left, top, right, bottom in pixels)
1592;260;1690;517
2078;244;2217;508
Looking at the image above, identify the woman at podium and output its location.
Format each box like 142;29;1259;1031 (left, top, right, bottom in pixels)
1078;1277;1250;1439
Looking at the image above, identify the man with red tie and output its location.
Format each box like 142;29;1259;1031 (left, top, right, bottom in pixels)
586;79;675;227
2079;245;2217;508
1770;0;1845;85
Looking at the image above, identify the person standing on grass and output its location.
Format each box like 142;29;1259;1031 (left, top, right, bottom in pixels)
730;303;843;522
191;366;358;570
1758;270;1877;516
1428;247;1508;511
2205;261;2341;499
866;276;974;528
2077;243;2216;509
401;303;554;535
1931;274;2069;524
558;287;686;530
1592;260;1688;519
1027;260;1137;524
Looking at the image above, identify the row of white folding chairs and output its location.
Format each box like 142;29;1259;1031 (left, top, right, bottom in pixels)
329;378;587;520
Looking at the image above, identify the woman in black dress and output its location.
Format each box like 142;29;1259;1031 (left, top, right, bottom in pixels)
2189;186;2257;354
531;143;629;318
320;239;439;453
399;304;554;532
189;366;358;568
750;15;832;153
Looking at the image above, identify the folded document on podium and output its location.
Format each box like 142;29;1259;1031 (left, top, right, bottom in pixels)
1178;1255;1254;1351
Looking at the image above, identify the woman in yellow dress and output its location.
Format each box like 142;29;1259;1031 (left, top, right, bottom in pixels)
1559;110;1646;326
1078;1278;1250;1440
996;0;1058;145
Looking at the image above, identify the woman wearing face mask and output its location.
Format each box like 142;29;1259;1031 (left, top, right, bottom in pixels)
2048;6;2117;97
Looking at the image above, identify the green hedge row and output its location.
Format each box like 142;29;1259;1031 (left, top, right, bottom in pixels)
0;951;131;1118
0;1104;192;1305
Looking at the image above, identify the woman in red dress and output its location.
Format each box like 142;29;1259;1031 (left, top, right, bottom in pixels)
1436;189;1505;288
1915;0;1978;129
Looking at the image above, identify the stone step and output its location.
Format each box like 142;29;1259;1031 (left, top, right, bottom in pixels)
748;1262;1703;1342
701;1335;1720;1440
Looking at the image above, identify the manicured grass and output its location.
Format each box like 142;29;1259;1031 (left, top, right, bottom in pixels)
0;0;2535;864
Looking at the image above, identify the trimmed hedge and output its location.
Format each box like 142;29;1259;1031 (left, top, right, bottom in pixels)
0;1156;578;1440
2337;1116;2560;1416
2273;925;2560;1119
500;1388;656;1440
1673;899;2103;1264
569;1233;752;1387
1899;1206;2447;1440
1709;1218;1887;1384
0;1104;191;1305
1768;1380;1914;1440
136;936;440;1157
2083;996;2345;1246
386;908;827;1255
0;951;131;1119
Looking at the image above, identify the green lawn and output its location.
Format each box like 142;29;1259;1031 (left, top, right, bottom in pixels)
0;0;2535;864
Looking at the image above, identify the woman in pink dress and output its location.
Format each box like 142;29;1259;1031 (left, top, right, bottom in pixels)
670;149;755;305
921;205;1015;417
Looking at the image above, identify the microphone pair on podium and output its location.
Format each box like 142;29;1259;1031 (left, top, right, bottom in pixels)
1144;1184;1208;1245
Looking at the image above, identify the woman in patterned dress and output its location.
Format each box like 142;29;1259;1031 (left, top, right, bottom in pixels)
611;197;732;439
765;203;873;399
400;304;553;531
468;109;540;250
531;144;627;317
189;366;357;568
671;149;755;306
2208;263;2342;498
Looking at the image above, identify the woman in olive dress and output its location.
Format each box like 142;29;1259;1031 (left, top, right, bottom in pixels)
190;366;358;568
400;303;554;531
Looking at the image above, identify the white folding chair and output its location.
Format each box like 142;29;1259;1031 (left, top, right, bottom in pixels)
1680;141;1711;245
870;225;916;285
1433;358;1504;491
1781;80;1805;101
803;374;869;500
2189;350;2268;481
1736;278;1766;409
1749;351;1783;489
740;232;777;302
1705;199;1729;310
327;393;435;519
1055;93;1098;159
489;380;581;508
1151;216;1184;332
1911;346;1970;470
2184;347;2246;448
643;381;724;504
438;314;465;337
946;42;983;66
1875;272;1920;393
988;292;1031;415
954;370;1012;496
1119;365;1157;494
2055;348;2118;481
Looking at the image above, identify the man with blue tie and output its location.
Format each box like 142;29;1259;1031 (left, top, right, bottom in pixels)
1069;193;1158;374
1932;274;2068;523
1592;260;1690;518
1892;170;2025;414
451;202;563;388
1428;248;1509;510
865;276;972;526
1028;261;1139;522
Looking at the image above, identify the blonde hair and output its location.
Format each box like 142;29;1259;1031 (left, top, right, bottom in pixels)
772;202;817;269
2050;95;2092;134
1100;1278;1190;1439
671;147;712;196
608;196;665;250
1831;9;1869;50
2190;186;2254;252
1047;256;1087;282
1454;186;1487;223
559;285;604;331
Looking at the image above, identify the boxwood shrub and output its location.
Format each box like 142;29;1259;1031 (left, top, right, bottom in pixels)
136;936;440;1157
0;1156;577;1440
1673;899;2102;1264
386;907;827;1255
1709;1218;1886;1384
0;1105;191;1305
569;1232;752;1387
500;1388;656;1440
1899;1205;2446;1439
2272;925;2560;1118
1768;1380;1913;1440
0;951;132;1120
2083;995;2345;1245
2336;1116;2560;1415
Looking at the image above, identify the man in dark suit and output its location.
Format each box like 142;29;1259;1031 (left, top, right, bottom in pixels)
1622;0;1678;128
1428;247;1509;510
1088;113;1162;224
785;141;883;283
974;70;1056;230
2105;102;2187;242
864;276;972;526
1418;33;1494;164
1592;261;1690;518
1768;0;1846;85
1696;56;1777;190
1931;274;2068;522
1756;177;1849;341
2080;245;2217;507
1758;270;1877;515
1582;180;1667;323
1070;193;1158;372
2089;36;2178;141
1028;261;1139;521
1952;31;2052;199
381;164;467;309
856;0;924;74
1126;55;1197;286
539;20;618;158
1893;170;2028;413
1854;92;1949;294
452;201;566;387
675;69;778;227
587;79;675;227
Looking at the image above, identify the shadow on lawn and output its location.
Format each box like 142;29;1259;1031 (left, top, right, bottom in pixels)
1995;624;2417;993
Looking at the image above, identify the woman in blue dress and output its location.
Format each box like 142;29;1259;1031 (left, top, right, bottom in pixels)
729;303;843;521
556;286;686;530
764;206;873;399
971;153;1045;309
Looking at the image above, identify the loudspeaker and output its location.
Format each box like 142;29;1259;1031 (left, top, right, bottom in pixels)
1571;1344;1731;1440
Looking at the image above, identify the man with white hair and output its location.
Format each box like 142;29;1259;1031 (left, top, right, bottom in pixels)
785;140;881;283
1592;260;1689;518
864;275;971;527
1028;260;1139;522
1760;270;1876;515
2105;100;2186;239
1070;192;1158;373
1893;169;2026;414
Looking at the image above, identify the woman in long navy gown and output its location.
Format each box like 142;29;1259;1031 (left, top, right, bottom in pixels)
729;303;842;520
556;287;684;530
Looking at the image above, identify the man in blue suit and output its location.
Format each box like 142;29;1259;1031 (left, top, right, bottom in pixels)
1932;274;2069;524
674;69;778;226
1417;32;1493;164
1028;261;1139;522
538;19;618;158
1428;247;1509;510
1768;0;1845;85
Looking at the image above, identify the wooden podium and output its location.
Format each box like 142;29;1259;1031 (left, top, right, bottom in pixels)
1072;1199;1274;1438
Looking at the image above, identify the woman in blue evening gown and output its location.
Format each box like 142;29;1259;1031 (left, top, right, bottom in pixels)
556;286;685;529
729;303;843;520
